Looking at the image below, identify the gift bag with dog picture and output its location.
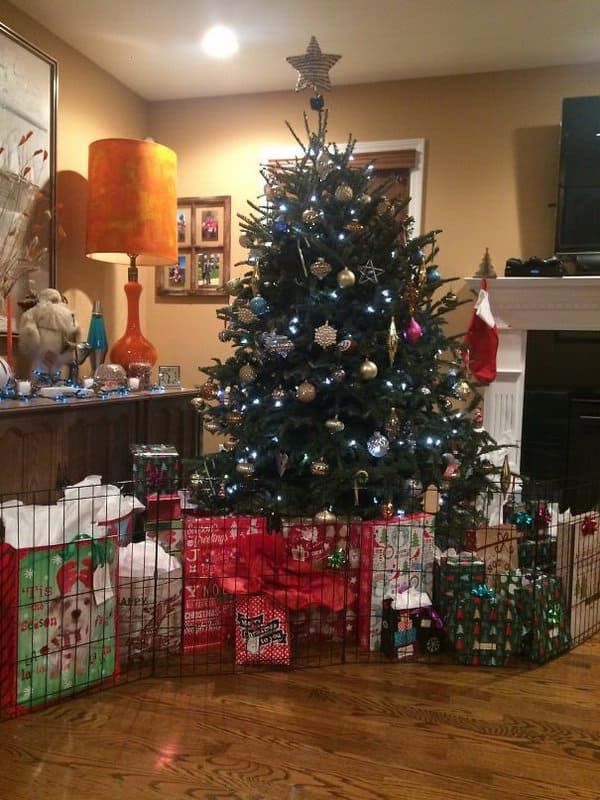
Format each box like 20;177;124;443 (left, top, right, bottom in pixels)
0;533;119;716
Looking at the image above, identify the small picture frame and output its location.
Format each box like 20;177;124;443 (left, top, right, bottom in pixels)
157;195;231;299
176;206;192;247
158;364;181;387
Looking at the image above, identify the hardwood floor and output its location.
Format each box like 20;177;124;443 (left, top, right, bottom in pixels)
1;638;599;800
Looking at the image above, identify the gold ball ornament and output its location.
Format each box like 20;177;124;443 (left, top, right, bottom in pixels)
236;460;255;476
188;471;202;489
359;359;378;380
380;501;395;519
302;208;319;224
190;396;208;413
314;509;337;525
335;183;354;202
336;267;356;288
357;193;371;205
199;379;219;400
296;380;317;403
310;459;330;477
456;380;471;399
239;364;258;384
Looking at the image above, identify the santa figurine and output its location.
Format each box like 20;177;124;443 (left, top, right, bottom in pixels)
18;288;81;378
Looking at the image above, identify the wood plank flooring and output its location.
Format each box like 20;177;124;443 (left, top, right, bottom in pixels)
1;638;599;800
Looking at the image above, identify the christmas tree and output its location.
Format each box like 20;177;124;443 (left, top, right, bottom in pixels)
194;37;497;527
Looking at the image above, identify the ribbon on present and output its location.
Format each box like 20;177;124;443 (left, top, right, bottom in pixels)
513;510;533;531
210;528;355;612
470;583;495;599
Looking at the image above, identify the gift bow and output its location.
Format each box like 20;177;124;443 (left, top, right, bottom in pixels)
58;534;110;570
545;603;562;626
470;583;495;599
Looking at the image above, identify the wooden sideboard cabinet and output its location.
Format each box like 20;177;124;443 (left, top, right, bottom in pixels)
0;388;200;497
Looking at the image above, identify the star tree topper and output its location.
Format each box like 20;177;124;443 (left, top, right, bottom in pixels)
286;36;341;93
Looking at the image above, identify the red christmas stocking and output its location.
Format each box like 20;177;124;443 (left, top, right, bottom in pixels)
466;281;498;383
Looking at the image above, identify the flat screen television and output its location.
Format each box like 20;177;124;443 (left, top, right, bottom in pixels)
555;95;600;267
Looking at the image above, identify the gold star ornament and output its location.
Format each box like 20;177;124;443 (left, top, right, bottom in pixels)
286;36;341;94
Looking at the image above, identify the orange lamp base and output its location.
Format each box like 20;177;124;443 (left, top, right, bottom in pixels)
109;280;157;370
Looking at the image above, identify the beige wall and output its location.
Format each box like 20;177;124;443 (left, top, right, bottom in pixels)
148;62;600;389
1;1;147;354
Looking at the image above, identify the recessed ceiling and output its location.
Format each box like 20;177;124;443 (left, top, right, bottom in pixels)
9;0;600;102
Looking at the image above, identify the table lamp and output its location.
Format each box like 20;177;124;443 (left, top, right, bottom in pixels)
85;138;177;370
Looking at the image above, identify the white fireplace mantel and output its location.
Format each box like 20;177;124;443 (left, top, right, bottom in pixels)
463;276;600;471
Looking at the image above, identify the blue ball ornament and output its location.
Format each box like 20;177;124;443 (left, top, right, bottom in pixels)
249;295;268;316
426;267;441;284
273;215;289;236
409;248;425;266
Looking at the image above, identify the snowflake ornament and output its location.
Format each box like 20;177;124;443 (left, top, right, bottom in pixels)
314;321;338;348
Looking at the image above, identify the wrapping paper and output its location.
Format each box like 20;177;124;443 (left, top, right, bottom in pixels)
445;592;521;666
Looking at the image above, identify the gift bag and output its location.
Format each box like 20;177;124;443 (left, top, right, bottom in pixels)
234;594;291;666
118;541;182;658
0;532;118;715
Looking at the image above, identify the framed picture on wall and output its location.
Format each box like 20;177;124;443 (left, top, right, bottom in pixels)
157;195;230;298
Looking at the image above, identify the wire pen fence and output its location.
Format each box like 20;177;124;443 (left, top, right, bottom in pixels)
0;465;598;718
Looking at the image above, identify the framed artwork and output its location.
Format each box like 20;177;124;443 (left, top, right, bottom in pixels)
158;364;181;387
0;23;57;327
157;195;230;298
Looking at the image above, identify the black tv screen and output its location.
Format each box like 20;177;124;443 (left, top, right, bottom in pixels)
555;95;600;255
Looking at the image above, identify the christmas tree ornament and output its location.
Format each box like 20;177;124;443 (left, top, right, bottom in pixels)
330;367;346;383
249;295;268;316
379;501;394;519
472;407;484;429
384;407;400;439
325;415;345;433
336;337;357;354
334;183;353;202
296;380;317;402
199;379;219;400
236;460;255;476
237;307;258;324
353;469;369;505
367;431;389;458
344;219;364;234
388;317;399;366
358;259;383;284
286;35;341;94
500;455;512;495
336;267;356;288
239;364;257;384
226;277;244;295
191;396;208;413
204;419;220;434
314;321;338;348
276;451;289;476
443;291;458;308
310;94;325;111
309;257;332;279
273;215;289;236
357;193;371;205
302;208;319;224
404;317;423;344
226;410;244;425
455;379;471;399
272;386;286;401
403;477;422;497
189;471;202;489
480;459;496;475
359;358;378;380
377;198;392;216
218;328;233;343
426;267;441;285
261;332;294;357
327;547;348;569
316;151;332;178
442;397;454;412
314;509;337;525
409;248;425;266
310;458;330;476
420;386;432;396
222;435;238;452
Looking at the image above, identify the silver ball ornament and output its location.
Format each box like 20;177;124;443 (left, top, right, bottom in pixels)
367;431;390;458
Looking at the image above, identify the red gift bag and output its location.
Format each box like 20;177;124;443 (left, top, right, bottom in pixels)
234;594;291;666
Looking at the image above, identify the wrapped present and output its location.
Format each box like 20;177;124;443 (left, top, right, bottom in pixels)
282;518;362;569
497;570;570;663
118;540;182;657
145;518;183;560
145;492;181;522
235;594;291;666
557;513;600;644
0;532;118;716
468;525;520;583
358;514;435;651
518;536;557;574
433;552;486;615
131;444;180;500
182;577;234;653
445;589;521;666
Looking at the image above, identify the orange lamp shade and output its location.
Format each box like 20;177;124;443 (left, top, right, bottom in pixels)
86;138;177;266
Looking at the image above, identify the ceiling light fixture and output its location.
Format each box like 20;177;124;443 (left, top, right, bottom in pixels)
201;25;239;59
